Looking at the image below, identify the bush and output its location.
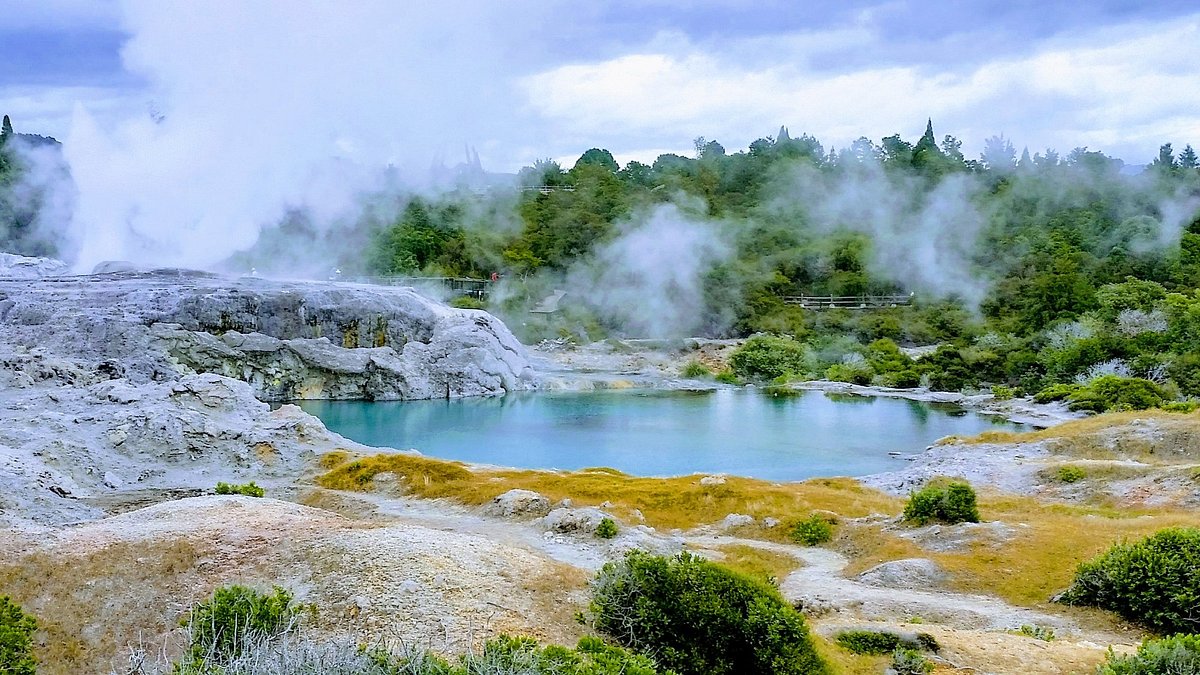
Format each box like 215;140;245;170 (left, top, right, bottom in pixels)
595;517;619;539
729;336;812;381
1034;383;1082;403
789;514;833;546
0;597;37;675
991;385;1016;400
588;551;826;675
714;369;742;385
1018;624;1056;641
178;585;302;670
824;361;873;385
681;361;711;378
449;295;487;310
903;480;980;526
215;481;265;497
1055;465;1087;483
890;648;933;674
833;630;939;656
1058;527;1200;635
1098;634;1200;675
1065;375;1168;413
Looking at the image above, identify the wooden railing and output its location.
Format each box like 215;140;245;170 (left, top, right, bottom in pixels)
782;294;913;309
345;276;492;299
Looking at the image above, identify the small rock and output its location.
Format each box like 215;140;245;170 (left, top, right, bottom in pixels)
763;517;780;528
719;513;755;530
103;471;123;489
630;509;645;522
856;558;949;590
397;580;422;594
542;507;609;534
700;475;727;486
486;489;552;518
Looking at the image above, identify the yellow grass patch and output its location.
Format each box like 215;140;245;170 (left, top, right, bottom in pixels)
711;543;801;585
949;409;1200;450
316;451;903;531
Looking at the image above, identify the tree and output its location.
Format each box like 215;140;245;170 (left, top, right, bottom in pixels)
0;115;12;139
575;148;619;173
880;134;913;165
1150;143;1176;174
1178;144;1197;170
981;134;1016;173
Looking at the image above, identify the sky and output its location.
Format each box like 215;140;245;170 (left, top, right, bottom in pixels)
2;0;1199;168
3;0;1200;271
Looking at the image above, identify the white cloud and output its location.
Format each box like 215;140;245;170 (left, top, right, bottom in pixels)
521;14;1200;163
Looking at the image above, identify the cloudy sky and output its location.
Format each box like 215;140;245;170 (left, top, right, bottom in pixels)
3;0;1199;168
3;0;1199;270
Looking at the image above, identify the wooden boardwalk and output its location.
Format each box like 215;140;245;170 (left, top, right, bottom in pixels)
783;294;913;310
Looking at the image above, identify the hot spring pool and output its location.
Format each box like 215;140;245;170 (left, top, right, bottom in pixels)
297;389;1023;481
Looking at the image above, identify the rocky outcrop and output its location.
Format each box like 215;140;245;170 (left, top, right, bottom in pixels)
0;268;536;400
0;252;68;279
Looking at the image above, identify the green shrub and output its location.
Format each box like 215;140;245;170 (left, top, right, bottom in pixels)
714;369;742;385
449;295;487;310
824;361;873;385
903;480;980;526
596;517;619;539
991;385;1016;400
789;514;833;546
1098;634;1200;675
453;635;664;675
1066;375;1168;413
588;551;826;675
1017;624;1056;641
215;481;265;497
890;647;933;674
729;336;812;381
0;597;37;675
1058;527;1200;634
833;630;938;656
1055;465;1087;483
681;361;712;378
1033;383;1082;403
178;585;302;671
1162;401;1200;413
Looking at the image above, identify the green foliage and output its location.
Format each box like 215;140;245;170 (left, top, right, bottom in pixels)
215;481;265;498
595;517;619;540
1059;527;1200;634
450;295;487;310
1017;624;1056;641
1065;375;1167;412
991;385;1016;400
588;551;826;675
789;514;833;546
729;335;812;381
1054;466;1087;484
178;585;301;671
681;361;711;378
903;480;980;526
833;630;936;656
0;596;37;675
1034;383;1082;403
890;648;933;675
1098;634;1200;675
714;369;742;385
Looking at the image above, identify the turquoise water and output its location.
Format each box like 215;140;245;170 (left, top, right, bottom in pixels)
298;389;1022;481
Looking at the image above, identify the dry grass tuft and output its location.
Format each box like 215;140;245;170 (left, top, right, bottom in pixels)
317;452;903;531
710;544;801;585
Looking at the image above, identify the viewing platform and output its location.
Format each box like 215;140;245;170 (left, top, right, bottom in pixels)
783;294;913;310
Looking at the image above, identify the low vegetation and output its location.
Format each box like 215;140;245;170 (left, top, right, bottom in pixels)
902;480;980;525
0;596;37;675
595;517;618;539
1097;634;1200;675
178;585;304;671
588;551;826;674
789;513;834;546
833;630;937;656
215;481;265;497
1059;527;1200;635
